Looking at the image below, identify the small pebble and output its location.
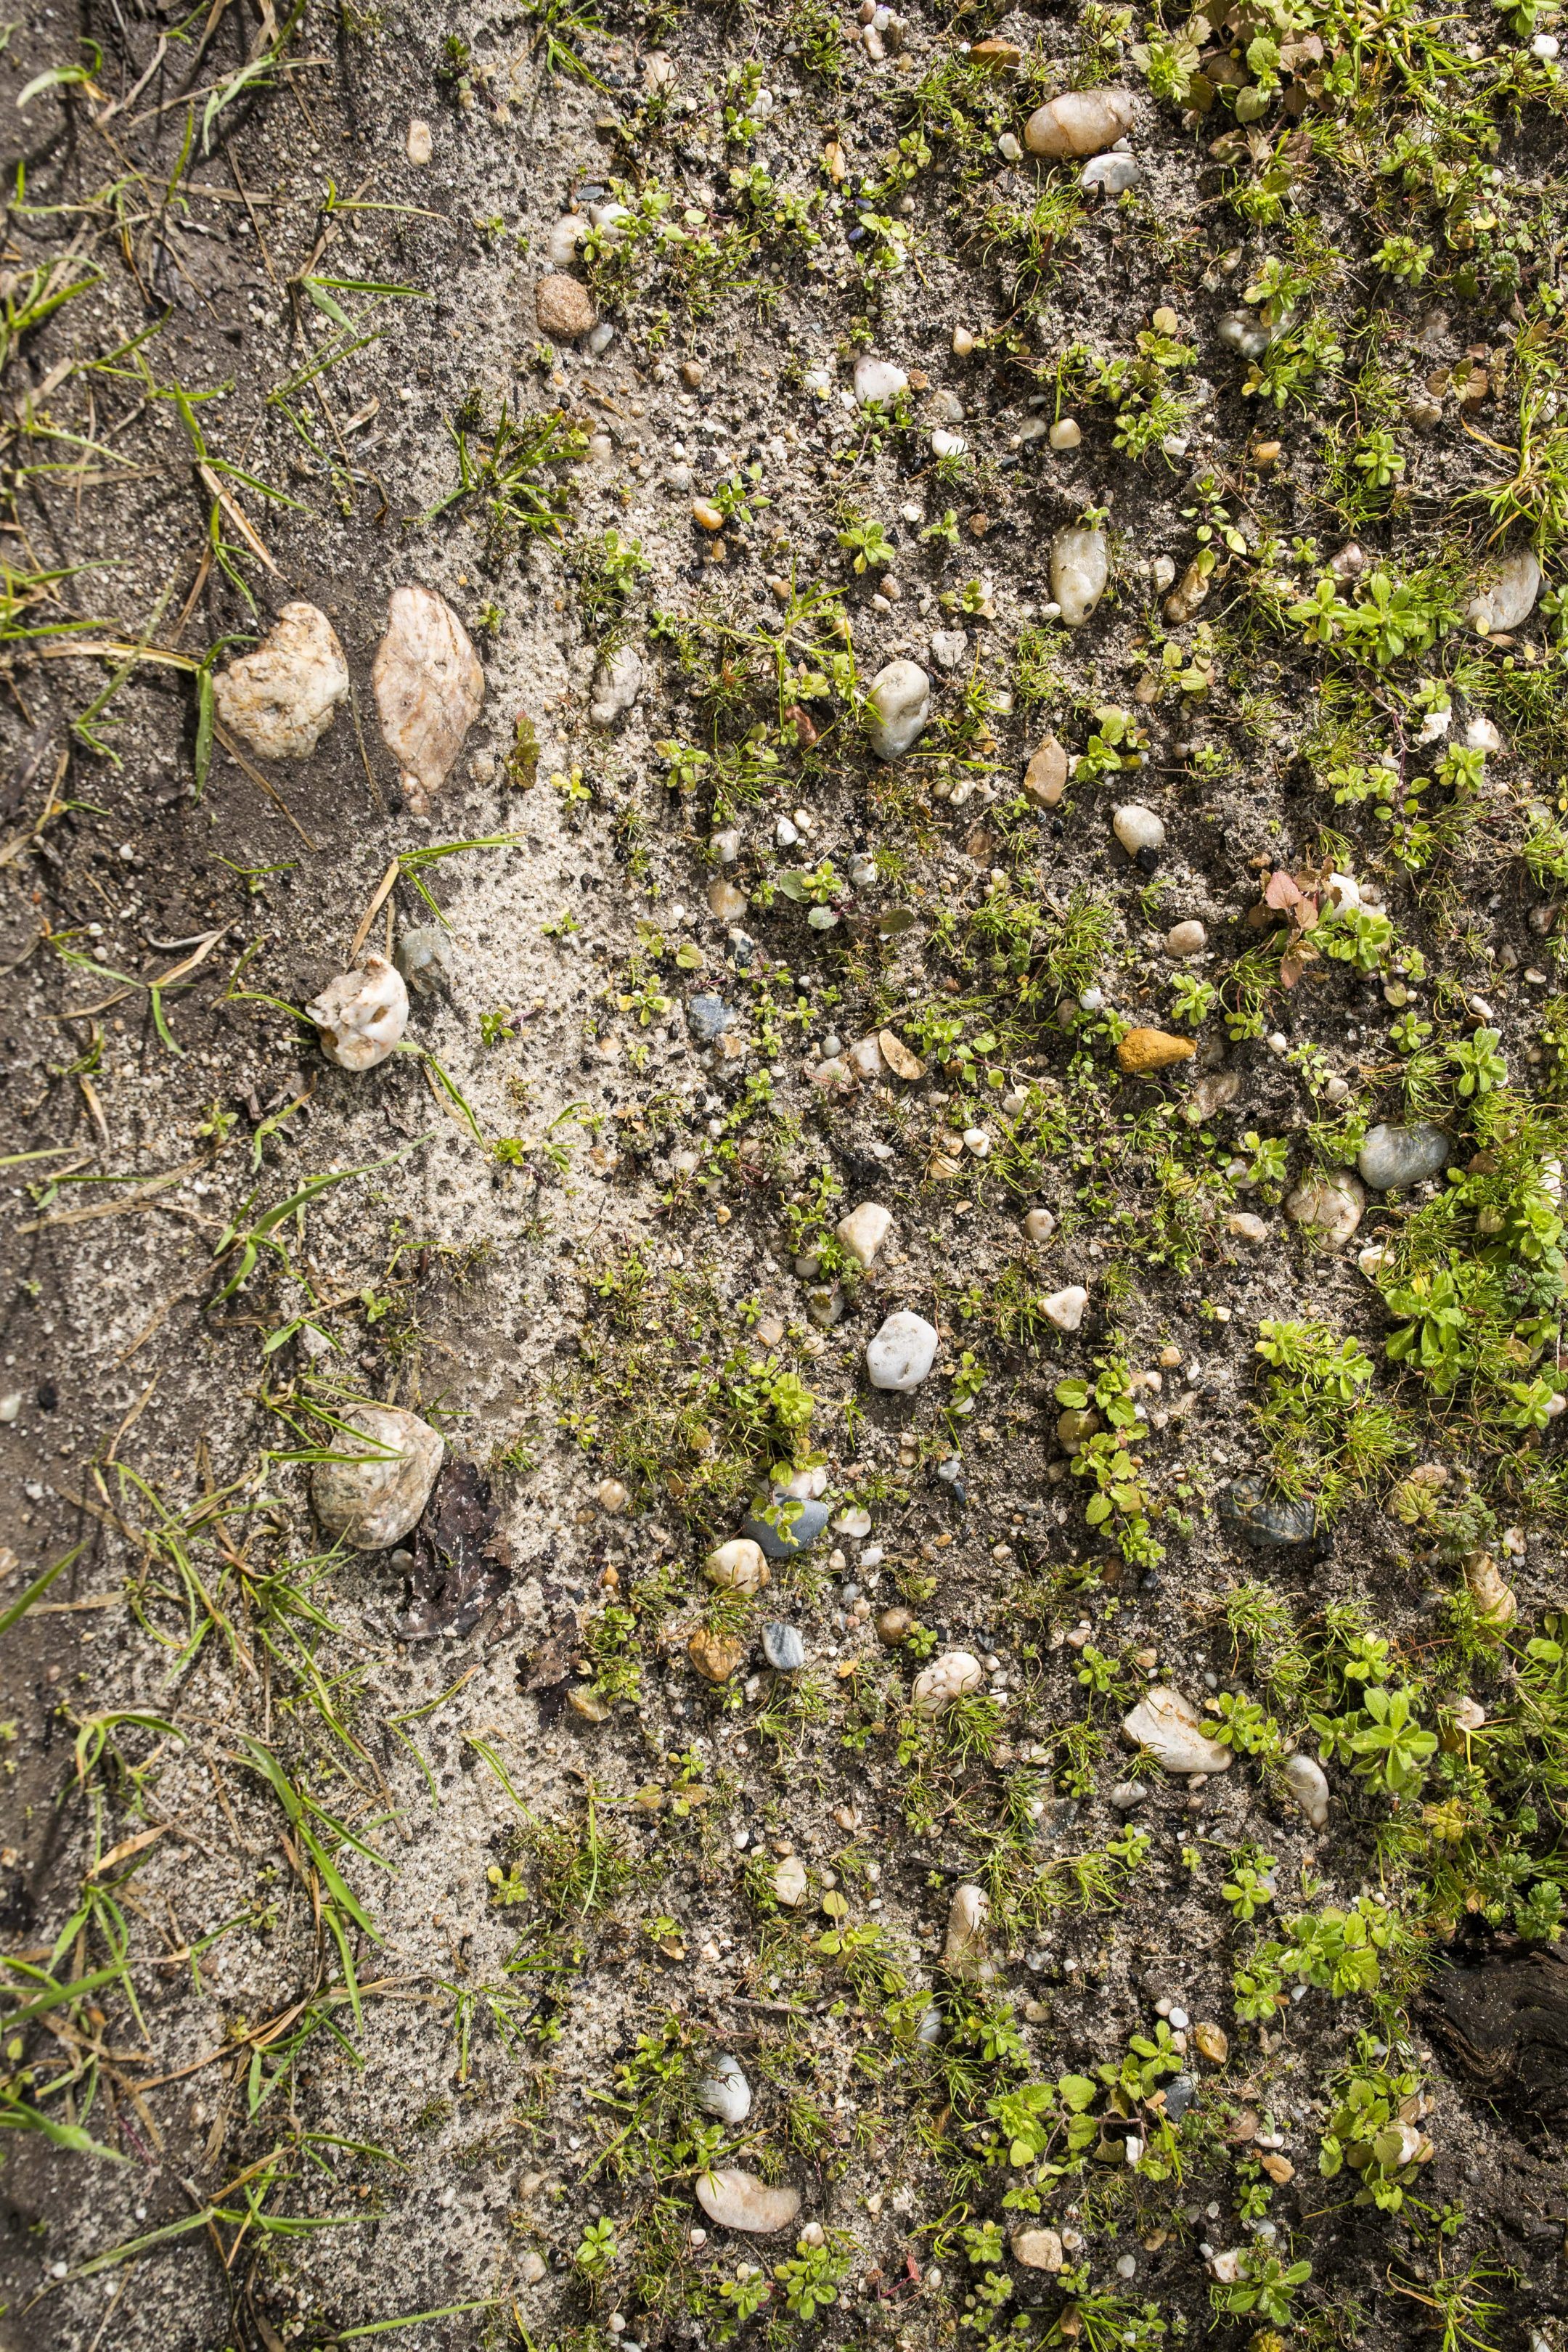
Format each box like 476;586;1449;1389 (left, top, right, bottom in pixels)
1051;525;1108;628
696;2055;753;2124
761;1622;807;1673
1357;1122;1451;1192
687;994;735;1044
1219;1477;1320;1551
1114;804;1164;857
912;1650;984;1715
854;356;908;407
1043;1285;1087;1332
865;660;932;760
1081;152;1142;196
866;1309;939;1391
1227;1213;1268;1244
1285;1168;1364;1244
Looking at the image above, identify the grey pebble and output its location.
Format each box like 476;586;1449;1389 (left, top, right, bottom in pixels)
1357;1120;1451;1192
761;1622;807;1672
1164;2073;1199;2123
1109;1781;1148;1811
743;1496;830;1559
687;993;735;1043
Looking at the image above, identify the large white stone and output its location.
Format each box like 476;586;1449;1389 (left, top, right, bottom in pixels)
1285;1168;1364;1244
943;1883;992;1980
695;2171;801;2234
1012;2228;1064;2272
866;660;932;760
212;601;348;760
854;356;908;406
1113;804;1164;857
1282;1752;1329;1829
306;954;409;1072
372;584;484;814
1465;549;1540;637
311;1402;444;1551
772;1853;808;1906
1051;526;1108;627
1043;1285;1088;1332
866;1309;938;1390
912;1650;984;1716
696;2056;752;2126
1121;1686;1233;1776
1024;88;1137;157
836;1202;892;1267
704;1539;769;1595
547;213;587;266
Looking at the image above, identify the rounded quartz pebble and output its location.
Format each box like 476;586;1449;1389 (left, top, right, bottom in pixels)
1164;919;1206;957
1050;526;1108;627
1121;1686;1233;1776
1081;151;1141;196
1043;1284;1088;1331
695;2171;801;2235
866;1309;939;1390
836;1201;892;1267
1286;1167;1364;1244
865;659;932;759
1114;804;1165;857
1049;417;1081;449
761;1622;806;1673
1228;1212;1269;1244
695;2055;752;2125
912;1650;984;1715
705;1538;769;1594
1023;1207;1057;1244
1024;87;1136;157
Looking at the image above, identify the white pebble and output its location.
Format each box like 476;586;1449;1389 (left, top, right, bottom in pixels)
854;356;908;407
1051;526;1108;628
1043;1285;1088;1332
866;1310;939;1392
1113;804;1164;857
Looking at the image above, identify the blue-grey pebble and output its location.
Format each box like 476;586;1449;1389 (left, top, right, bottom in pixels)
761;1622;806;1673
1357;1120;1450;1191
687;993;735;1044
743;1496;830;1559
1164;2073;1199;2123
